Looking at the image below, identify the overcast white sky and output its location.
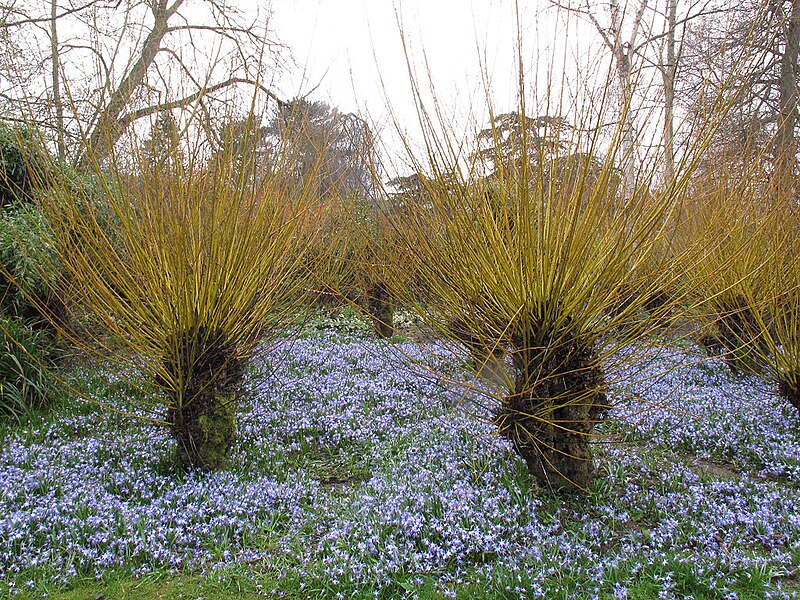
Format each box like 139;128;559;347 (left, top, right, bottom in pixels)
2;0;681;172
271;0;523;110
12;0;643;169
267;0;597;160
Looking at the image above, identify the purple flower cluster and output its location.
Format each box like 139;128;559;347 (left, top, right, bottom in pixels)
610;342;800;482
0;420;311;585
0;331;797;597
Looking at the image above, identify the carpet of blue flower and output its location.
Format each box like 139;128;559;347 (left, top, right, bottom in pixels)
0;331;799;598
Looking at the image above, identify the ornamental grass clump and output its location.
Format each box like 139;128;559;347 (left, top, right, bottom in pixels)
18;121;323;471
374;72;731;490
0;315;58;420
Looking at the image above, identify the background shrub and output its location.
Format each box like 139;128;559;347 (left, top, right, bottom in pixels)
0;124;50;208
0;205;65;328
0;315;57;420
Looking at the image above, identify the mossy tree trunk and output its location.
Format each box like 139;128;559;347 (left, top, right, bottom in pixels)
366;283;393;339
494;333;607;491
162;326;245;471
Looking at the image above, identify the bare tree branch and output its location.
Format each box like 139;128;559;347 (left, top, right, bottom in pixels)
2;0;287;166
117;76;286;129
0;0;117;28
78;0;187;166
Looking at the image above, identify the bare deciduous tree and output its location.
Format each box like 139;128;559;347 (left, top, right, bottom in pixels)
1;0;286;166
546;0;724;185
681;1;800;191
546;0;657;192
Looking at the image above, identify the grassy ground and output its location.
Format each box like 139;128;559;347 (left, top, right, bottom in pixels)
1;316;799;599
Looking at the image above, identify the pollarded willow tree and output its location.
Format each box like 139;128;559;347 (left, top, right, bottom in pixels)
683;161;800;416
676;154;781;376
18;110;327;471
258;99;399;338
374;56;737;490
757;233;800;416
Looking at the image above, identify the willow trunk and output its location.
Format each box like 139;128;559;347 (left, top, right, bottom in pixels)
494;340;607;490
163;327;244;471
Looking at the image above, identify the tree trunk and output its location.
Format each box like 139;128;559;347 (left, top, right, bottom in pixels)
775;0;800;195
617;48;637;196
777;379;800;416
162;326;244;471
168;389;238;471
50;0;65;163
367;283;393;339
494;339;607;491
609;0;648;197
449;318;508;388
663;0;678;184
716;296;766;377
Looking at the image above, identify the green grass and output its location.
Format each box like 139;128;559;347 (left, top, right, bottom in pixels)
1;324;799;599
12;570;286;600
282;429;373;487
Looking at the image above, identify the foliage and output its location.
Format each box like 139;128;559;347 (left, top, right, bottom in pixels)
0;205;63;326
16;120;325;470
0;315;57;420
0;124;50;207
0;132;73;422
139;110;182;171
0;163;120;347
472;112;573;176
